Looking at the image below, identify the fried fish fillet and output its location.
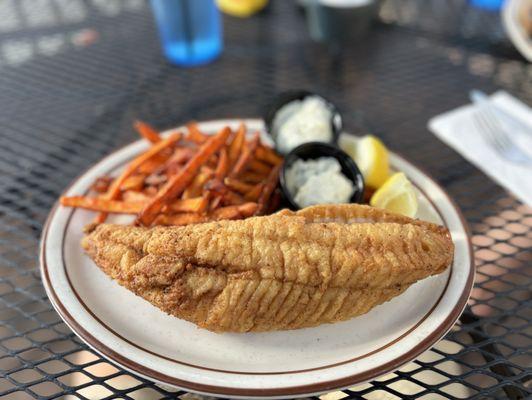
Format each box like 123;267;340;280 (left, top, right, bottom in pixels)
82;204;454;332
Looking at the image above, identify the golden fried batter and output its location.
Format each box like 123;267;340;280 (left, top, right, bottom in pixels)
82;204;454;332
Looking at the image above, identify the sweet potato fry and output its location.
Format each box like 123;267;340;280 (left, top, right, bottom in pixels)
156;202;258;225
249;159;271;175
238;202;260;216
144;173;167;186
91;176;112;193
61;195;208;215
256;145;283;166
122;190;151;202
62;194;209;215
240;171;265;184
60;196;143;214
137;126;231;226
200;166;215;175
256;163;281;215
266;189;282;215
228;123;245;166
206;148;230;208
209;195;222;211
223;177;253;194
144;186;158;197
203;179;224;211
230;132;260;178
220;191;245;206
186;122;207;144
106;132;181;196
168;147;195;165
226;127;236;147
137;154;169;175
154;213;208;226
203;179;225;194
168;197;207;213
212;202;258;219
183;171;212;199
96;132;182;223
207;159;218;170
121;174;145;191
165;163;181;176
204;180;243;205
215;148;229;179
244;183;264;201
198;191;210;213
134;120;161;143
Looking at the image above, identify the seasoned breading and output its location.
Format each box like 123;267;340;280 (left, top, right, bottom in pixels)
82;204;454;332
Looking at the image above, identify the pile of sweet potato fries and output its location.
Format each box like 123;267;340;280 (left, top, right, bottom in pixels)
60;121;283;226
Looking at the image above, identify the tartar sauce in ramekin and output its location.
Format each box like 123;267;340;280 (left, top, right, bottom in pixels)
272;96;333;154
285;157;354;208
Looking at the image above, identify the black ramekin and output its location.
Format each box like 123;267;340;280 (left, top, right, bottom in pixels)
264;90;343;154
279;141;365;210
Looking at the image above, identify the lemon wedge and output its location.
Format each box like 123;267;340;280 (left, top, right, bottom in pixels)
370;172;418;217
339;134;389;189
216;0;268;17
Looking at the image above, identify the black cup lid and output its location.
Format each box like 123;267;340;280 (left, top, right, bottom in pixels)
279;141;365;210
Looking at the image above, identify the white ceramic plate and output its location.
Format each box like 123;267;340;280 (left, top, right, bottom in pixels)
40;119;474;399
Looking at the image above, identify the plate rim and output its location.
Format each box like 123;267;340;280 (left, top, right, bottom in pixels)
39;118;475;398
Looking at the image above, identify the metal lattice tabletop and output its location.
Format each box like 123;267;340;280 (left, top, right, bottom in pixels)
0;0;531;399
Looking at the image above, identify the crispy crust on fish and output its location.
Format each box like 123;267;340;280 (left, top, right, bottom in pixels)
82;204;454;332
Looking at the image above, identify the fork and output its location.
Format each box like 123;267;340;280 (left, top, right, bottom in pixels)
470;90;532;166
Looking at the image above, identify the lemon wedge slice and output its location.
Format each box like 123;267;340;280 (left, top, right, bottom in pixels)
339;134;390;189
216;0;268;17
370;172;418;217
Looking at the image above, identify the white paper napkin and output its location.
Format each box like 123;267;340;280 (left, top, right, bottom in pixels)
428;91;532;206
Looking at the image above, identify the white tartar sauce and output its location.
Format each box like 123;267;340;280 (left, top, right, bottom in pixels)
273;96;333;154
286;157;355;208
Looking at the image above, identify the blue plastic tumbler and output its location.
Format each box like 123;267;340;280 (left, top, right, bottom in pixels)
150;0;222;67
469;0;504;11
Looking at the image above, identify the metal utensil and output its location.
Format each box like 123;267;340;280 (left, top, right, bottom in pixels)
470;90;532;165
471;90;532;137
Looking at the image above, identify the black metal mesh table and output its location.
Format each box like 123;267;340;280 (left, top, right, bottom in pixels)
0;0;530;399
